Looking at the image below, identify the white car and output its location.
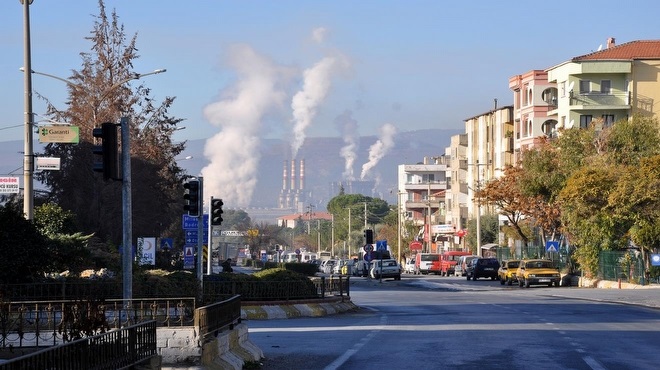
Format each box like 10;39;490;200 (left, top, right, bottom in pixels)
369;259;402;280
404;259;416;274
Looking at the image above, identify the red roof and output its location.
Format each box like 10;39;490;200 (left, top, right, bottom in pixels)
573;40;660;61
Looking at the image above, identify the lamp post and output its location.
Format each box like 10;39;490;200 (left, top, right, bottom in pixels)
21;0;34;220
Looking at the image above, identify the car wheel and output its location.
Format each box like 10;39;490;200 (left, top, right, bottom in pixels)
473;275;478;281
500;278;505;285
525;279;530;288
466;275;471;281
548;282;553;287
554;281;560;287
507;279;513;286
396;275;401;281
491;276;495;280
518;279;523;287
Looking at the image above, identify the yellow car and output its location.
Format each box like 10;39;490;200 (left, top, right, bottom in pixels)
498;260;520;286
516;259;561;288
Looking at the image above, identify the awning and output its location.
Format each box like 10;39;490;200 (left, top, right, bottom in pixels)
480;243;499;250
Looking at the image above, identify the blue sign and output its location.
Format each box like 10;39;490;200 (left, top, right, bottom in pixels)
546;241;559;252
160;238;173;250
364;251;373;262
182;214;209;230
376;240;388;252
183;245;195;269
652;254;660;267
185;229;208;238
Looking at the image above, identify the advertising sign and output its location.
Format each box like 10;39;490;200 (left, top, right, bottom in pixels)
38;125;80;143
0;177;20;194
137;237;156;265
36;157;61;170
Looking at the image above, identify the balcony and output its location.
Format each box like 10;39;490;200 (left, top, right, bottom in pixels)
404;181;448;191
570;92;630;110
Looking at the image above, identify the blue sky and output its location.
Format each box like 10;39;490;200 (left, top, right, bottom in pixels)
2;0;660;145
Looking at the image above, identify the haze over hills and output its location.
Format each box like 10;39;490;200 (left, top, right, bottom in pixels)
180;128;460;208
0;128;460;210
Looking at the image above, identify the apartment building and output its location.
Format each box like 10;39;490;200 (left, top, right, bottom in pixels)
547;38;660;130
397;157;448;252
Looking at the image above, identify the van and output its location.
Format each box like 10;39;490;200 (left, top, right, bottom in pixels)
456;255;478;276
439;251;472;276
415;253;441;275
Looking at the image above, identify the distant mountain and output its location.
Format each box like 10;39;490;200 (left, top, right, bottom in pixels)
0;128;462;208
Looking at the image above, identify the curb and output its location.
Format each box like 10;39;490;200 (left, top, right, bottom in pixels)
241;296;358;320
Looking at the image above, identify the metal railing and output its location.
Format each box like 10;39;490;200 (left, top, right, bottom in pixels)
195;295;241;341
202;276;350;303
0;320;157;370
0;298;195;349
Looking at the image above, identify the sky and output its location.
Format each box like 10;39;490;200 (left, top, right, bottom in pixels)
2;0;660;206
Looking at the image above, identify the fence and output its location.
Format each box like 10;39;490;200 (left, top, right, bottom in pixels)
599;250;646;284
0;320;157;370
0;298;195;349
203;276;350;303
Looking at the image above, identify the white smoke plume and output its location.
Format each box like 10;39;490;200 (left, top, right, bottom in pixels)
201;44;289;207
334;110;359;180
360;123;397;180
290;56;338;159
311;27;328;44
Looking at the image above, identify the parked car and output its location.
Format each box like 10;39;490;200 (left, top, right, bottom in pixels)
516;259;561;288
353;260;370;277
369;259;402;280
466;257;500;280
321;259;337;274
498;259;521;285
456;255;478;276
404;259;416;274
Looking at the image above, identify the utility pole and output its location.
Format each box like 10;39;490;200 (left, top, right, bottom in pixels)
348;208;352;256
121;117;132;309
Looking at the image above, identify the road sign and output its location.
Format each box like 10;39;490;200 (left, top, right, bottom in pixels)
183;246;195;269
160;238;173;250
546;241;559;252
364;251;373;262
185;229;208;238
220;230;248;237
651;254;660;267
0;177;20;194
363;244;373;252
38;125;80;143
376;240;388;252
182;214;209;230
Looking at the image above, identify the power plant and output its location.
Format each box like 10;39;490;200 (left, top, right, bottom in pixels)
278;159;306;210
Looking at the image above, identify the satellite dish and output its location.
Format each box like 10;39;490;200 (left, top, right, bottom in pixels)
568;119;575;128
568;81;575;92
597;44;603;51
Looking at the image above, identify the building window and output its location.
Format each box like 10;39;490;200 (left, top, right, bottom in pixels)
602;114;615;127
560;81;566;97
579;80;591;94
600;80;611;94
580;115;593;129
421;174;435;183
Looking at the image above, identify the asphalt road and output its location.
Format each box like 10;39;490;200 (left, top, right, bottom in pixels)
248;274;660;370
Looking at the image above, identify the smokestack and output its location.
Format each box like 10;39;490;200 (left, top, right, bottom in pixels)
607;37;616;49
282;160;288;190
494;98;498;110
299;159;305;191
290;159;296;190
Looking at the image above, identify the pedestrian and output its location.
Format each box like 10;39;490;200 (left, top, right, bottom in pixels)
222;258;233;273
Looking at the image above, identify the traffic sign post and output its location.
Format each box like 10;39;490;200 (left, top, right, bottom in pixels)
546;241;559;253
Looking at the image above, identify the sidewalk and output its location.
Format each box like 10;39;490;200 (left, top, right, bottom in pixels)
545;277;660;310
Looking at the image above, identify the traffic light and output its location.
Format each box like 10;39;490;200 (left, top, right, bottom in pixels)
364;229;374;244
183;179;201;217
92;122;119;180
210;197;224;226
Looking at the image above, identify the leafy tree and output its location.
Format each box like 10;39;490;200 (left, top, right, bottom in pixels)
464;213;499;254
476;166;535;246
36;0;186;248
0;203;50;283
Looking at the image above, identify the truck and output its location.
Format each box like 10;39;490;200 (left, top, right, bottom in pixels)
439;251;472;276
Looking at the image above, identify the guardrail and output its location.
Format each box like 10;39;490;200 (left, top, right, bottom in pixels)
0;320;157;370
195;295;241;341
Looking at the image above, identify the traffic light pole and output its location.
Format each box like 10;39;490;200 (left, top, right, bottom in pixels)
207;196;213;275
197;177;204;286
121;117;133;309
